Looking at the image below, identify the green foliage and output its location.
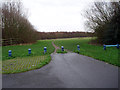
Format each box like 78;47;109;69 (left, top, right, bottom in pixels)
84;2;120;44
54;37;119;66
103;18;120;44
2;40;54;61
56;49;67;54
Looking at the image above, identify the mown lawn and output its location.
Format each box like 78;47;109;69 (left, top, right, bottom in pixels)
2;40;54;74
54;37;119;67
2;40;54;61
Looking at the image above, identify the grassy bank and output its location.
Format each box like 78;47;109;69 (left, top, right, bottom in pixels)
2;40;54;74
54;37;119;67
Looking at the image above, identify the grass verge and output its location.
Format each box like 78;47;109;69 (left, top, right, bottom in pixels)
54;37;119;67
56;49;67;54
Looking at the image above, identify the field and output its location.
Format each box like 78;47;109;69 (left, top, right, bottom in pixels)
2;40;54;74
54;37;119;67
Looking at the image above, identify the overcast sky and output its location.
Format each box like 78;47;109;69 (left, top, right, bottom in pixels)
1;0;119;32
22;0;95;32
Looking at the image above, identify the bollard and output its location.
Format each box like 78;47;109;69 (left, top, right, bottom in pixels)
44;47;47;54
8;50;12;57
117;44;119;49
103;44;106;50
61;46;64;51
28;49;31;54
77;45;80;51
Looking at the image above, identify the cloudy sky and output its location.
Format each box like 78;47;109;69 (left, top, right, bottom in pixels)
22;0;95;32
1;0;119;32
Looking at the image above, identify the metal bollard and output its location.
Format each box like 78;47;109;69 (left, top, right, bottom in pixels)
117;44;119;49
103;44;106;50
44;47;47;54
8;50;12;57
61;46;64;51
28;49;31;54
77;45;80;51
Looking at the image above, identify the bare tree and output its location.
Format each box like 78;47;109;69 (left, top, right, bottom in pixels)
84;1;120;44
2;0;38;45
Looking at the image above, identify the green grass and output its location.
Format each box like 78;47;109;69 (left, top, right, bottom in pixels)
56;49;67;54
54;37;119;67
2;40;54;74
2;55;51;74
2;40;54;61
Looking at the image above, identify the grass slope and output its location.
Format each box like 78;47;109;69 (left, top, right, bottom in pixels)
54;37;119;66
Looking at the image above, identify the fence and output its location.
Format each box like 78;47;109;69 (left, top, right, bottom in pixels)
103;44;119;50
2;38;20;46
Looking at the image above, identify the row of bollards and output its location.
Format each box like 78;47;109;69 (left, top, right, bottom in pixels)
8;45;81;57
8;44;119;56
8;47;47;57
8;45;80;56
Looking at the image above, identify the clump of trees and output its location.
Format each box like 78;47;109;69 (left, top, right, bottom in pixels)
84;2;120;44
37;32;93;40
1;0;38;45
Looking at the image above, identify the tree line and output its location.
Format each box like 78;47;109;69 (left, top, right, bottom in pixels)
84;2;120;44
37;32;93;40
1;0;38;44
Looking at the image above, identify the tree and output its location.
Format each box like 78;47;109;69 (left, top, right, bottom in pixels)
84;1;120;44
1;0;38;45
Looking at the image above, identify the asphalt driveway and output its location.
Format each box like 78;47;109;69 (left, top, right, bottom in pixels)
2;52;118;88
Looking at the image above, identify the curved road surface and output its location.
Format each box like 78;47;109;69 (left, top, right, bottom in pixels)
3;52;118;88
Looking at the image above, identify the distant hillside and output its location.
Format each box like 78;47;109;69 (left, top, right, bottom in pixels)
37;32;94;40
